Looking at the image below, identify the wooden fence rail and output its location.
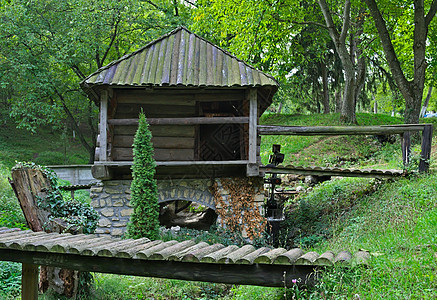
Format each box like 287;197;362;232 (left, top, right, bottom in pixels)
258;124;433;173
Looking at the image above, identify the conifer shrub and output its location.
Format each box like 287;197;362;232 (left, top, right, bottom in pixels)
126;112;160;239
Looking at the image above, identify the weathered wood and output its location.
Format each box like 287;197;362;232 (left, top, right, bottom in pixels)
114;125;195;137
218;244;256;264
401;132;411;168
168;242;210;261
91;165;113;180
334;251;353;263
94;160;249;167
115;240;163;259
201;245;239;263
99;90;108;161
96;238;151;257
260;165;405;179
274;248;304;265
22;263;38;300
117;92;196;106
295;251;319;265
10;168;52;232
419;124;433;172
247;88;259;176
353;251;371;265
115;103;196;119
181;244;225;263
1;249;316;288
108;117;249;126
149;240;196;260
136;240;179;259
254;248;287;264
112;147;195;161
258;124;427;136
315;251;335;266
236;247;271;264
113;135;195;149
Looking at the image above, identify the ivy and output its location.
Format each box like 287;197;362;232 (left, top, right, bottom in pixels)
126;112;160;240
13;161;99;234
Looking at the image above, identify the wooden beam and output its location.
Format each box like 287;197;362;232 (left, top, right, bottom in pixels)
99;90;108;161
91;165;113;180
93;160;249;167
419;124;433;172
247;88;259;176
258;124;428;136
1;249;316;288
108;117;249;126
22;263;38;300
401;132;411;168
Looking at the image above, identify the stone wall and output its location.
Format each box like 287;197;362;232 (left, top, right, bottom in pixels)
90;178;265;237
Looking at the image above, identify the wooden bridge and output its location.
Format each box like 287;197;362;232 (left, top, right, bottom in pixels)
0;227;369;299
259;123;434;177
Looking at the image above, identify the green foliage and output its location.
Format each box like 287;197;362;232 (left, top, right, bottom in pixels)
278;177;376;249
126;113;160;240
0;261;21;298
93;274;231;300
14;162;98;234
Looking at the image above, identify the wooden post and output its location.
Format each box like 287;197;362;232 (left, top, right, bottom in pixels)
401;132;411;169
99;90;108;161
22;264;39;300
419;124;433;172
247;88;259;176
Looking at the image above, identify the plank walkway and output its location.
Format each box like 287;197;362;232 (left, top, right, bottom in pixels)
0;227;370;297
261;164;406;178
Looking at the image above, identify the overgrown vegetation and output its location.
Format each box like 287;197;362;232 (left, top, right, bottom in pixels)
126;112;160;240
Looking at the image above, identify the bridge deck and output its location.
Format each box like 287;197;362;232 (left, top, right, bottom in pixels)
0;227;369;298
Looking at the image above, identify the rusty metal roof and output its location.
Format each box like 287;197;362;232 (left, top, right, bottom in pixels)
81;27;278;90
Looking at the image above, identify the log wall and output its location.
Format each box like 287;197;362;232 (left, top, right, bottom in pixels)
108;89;247;162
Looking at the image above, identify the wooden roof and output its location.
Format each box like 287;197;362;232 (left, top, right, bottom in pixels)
81;27;278;101
0;227;369;287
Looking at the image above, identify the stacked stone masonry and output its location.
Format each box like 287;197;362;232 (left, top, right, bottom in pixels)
90;178;265;237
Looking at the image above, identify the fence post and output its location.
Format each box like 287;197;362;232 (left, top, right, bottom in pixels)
419;124;433;172
22;263;39;300
401;132;411;169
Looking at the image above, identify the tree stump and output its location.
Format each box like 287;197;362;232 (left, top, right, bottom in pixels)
9;166;79;298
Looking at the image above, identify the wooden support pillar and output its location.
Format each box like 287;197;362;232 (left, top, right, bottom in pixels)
419;124;433;172
401;132;411;168
22;263;39;300
247;88;259;176
99;90;108;161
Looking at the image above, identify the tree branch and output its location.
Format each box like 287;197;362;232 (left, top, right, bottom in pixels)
339;0;351;43
425;0;437;26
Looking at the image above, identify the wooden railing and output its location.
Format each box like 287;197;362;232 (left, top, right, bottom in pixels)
258;124;433;172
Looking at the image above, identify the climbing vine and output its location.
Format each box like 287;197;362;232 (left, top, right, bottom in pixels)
13;162;99;234
210;177;267;240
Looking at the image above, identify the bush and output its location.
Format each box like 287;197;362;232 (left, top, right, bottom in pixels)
126;112;160;240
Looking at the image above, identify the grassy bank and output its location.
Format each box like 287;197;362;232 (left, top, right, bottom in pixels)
1;112;437;298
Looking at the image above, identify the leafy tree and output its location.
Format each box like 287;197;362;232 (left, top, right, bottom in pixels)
126;112;160;240
0;0;191;162
363;0;437;124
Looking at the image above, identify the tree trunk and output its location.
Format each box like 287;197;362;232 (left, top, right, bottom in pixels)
321;61;330;113
10;166;79;298
420;85;433;117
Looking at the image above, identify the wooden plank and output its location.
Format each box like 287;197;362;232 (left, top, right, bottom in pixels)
99;90;108;161
0;249;316;288
22;263;38;300
247;88;259;176
113;135;195;149
258;124;427;136
112;147;194;161
113;125;195;137
109;117;249;126
419;124;433;172
115;103;196;119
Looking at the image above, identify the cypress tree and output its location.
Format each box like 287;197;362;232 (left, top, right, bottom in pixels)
126;112;160;239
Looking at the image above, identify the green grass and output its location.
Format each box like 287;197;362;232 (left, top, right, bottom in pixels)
0;118;88;168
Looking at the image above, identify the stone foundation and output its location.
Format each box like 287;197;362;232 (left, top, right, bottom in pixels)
90;178;265;237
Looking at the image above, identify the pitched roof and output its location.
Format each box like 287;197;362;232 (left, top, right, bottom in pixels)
81;27;278;90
